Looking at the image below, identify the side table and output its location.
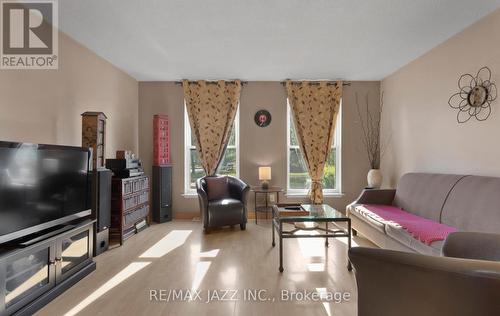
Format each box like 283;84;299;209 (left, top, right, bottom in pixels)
251;186;283;224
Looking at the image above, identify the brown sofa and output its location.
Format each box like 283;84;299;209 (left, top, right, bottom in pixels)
347;173;500;255
349;232;500;316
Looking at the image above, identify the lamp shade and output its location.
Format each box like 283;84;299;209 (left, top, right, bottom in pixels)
259;166;271;181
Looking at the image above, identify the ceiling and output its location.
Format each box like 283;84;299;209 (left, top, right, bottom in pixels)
59;0;500;81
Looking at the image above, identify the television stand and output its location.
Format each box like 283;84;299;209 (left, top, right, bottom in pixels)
17;225;76;248
0;219;96;316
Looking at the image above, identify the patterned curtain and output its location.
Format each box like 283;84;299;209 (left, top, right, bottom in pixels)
183;80;241;176
286;81;343;204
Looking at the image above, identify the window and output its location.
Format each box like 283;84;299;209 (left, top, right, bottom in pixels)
184;105;239;194
287;100;341;195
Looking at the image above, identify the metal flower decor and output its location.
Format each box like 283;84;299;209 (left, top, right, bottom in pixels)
448;66;497;123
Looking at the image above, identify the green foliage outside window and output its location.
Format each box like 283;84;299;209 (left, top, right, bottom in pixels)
189;126;237;190
289;110;337;191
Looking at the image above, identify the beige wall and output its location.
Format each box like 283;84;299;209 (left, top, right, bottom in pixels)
380;8;500;187
139;81;380;216
0;32;138;155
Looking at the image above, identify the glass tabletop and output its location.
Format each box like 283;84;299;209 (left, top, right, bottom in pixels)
274;204;347;222
251;186;284;193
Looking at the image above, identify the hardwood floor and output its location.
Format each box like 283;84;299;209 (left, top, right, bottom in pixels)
36;220;375;316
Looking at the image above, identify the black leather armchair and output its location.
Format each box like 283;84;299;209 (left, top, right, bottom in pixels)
196;175;250;233
349;232;500;316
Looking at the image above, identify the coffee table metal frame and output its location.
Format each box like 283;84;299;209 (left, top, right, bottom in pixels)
271;204;352;273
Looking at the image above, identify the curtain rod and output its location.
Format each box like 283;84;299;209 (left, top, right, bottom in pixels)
280;81;351;86
173;80;350;86
174;80;248;85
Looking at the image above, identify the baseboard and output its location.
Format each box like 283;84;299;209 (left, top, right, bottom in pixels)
174;211;262;220
174;212;199;220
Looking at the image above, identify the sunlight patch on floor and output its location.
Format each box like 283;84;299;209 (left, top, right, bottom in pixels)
191;261;211;290
316;288;333;316
288;272;306;283
296;230;325;258
63;262;151;316
188;245;220;290
191;245;219;258
307;263;325;272
139;230;192;258
200;249;220;258
220;266;237;285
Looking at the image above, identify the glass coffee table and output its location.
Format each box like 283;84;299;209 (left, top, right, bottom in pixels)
271;203;352;273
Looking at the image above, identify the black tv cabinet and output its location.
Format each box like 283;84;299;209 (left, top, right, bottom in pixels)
0;220;96;316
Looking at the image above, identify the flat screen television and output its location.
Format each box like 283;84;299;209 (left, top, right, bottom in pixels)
0;141;91;244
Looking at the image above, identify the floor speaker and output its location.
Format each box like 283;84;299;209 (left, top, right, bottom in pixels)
91;168;112;255
153;165;172;223
94;229;109;256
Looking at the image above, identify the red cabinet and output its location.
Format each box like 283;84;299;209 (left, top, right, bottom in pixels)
153;114;170;166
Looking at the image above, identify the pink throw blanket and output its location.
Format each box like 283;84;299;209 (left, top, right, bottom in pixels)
360;204;457;245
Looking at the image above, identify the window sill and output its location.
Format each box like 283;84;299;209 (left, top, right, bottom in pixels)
285;192;345;198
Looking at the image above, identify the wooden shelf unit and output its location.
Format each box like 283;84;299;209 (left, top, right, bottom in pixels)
81;111;107;169
110;175;150;245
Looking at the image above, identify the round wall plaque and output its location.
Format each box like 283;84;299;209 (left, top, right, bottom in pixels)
254;109;272;127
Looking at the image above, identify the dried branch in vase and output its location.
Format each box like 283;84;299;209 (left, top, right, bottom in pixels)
356;92;384;170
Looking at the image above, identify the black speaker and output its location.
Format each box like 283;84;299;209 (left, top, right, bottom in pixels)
91;168;112;255
92;169;112;231
153;165;172;223
94;229;109;256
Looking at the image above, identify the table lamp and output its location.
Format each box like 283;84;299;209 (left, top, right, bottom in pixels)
259;166;271;189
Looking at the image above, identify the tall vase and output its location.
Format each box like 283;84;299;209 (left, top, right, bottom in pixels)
367;169;383;189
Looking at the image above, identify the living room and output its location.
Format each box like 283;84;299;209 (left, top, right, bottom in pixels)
0;1;499;316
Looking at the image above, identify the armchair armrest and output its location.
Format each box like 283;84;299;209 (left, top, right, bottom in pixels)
349;247;500;316
353;188;396;205
227;176;250;204
442;232;500;261
196;178;209;227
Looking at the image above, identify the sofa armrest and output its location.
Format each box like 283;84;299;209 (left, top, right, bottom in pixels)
442;232;500;261
349;247;500;316
352;189;396;205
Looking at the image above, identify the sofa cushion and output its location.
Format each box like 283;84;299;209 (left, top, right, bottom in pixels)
393;173;465;221
351;205;389;233
205;176;230;201
385;224;443;255
440;176;500;233
362;204;457;244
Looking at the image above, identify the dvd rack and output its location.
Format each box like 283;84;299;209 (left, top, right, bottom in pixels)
110;175;150;245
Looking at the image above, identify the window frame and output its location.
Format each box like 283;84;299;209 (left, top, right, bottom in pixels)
184;104;240;195
286;100;342;196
